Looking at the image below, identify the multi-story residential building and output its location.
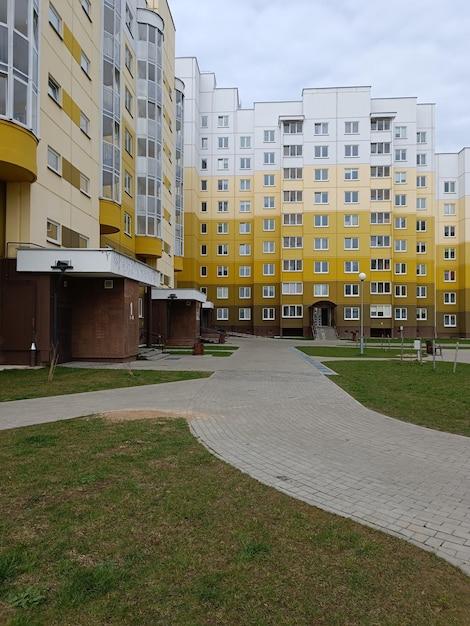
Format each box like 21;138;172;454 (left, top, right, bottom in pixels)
176;57;470;339
0;0;207;366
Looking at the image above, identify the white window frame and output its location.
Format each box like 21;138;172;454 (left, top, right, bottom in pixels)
47;146;61;174
217;308;229;321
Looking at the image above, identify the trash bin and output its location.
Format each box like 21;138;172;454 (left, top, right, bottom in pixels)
219;332;226;344
193;339;204;355
425;340;433;355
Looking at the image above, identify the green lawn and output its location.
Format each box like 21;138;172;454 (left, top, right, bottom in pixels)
0;368;211;403
1;417;470;625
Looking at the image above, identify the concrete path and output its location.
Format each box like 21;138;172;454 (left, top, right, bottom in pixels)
1;337;470;576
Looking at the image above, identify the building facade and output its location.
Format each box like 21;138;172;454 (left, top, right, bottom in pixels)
176;57;470;339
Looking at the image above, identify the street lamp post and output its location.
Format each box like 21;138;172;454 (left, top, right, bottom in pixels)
359;272;366;355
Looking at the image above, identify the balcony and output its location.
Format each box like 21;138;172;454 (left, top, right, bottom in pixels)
0;120;38;182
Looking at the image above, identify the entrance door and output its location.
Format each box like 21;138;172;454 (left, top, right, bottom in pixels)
321;308;329;326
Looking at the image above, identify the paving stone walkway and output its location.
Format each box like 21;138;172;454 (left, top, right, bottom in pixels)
1;337;469;575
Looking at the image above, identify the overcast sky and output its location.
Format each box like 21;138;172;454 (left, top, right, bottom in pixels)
170;0;470;154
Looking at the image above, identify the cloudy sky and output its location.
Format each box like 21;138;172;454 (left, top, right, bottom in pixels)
170;0;470;154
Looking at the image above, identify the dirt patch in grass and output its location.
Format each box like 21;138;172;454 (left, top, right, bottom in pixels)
100;409;184;422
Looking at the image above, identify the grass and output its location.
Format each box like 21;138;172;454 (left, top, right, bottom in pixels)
1;416;470;625
298;345;415;358
0;368;211;403
298;346;470;436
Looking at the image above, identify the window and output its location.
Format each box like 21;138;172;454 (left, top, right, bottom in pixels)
239;287;251;299
263;152;275;165
239;222;251;234
264;174;275;186
80;111;90;135
240;158;251;169
264;130;275;142
416;264;427;276
239;244;251;256
240;136;251;148
444;314;457;327
217;222;229;234
217;266;229;277
417;131;427;143
314;284;329;297
47;146;60;174
370;235;390;247
283;236;303;249
125;3;133;32
217;158;229;170
200;203;208;215
416;154;427;166
370;282;391;294
218;201;228;213
314;192;329;204
394;240;407;252
283;190;303;202
395;285;407;297
263;263;275;276
371;258;391;271
394;217;407;229
416;220;426;232
201;115;208;128
239;201;251;213
417;176;426;187
239;308;251;321
395;194;406;206
371;305;392;318
263;219;275;231
284;213;303;225
124;46;133;73
284;145;303;157
201;180;207;191
444;270;456;282
283;121;303;134
395;149;407;161
284;167;303;180
444;225;456;238
217;308;229;321
217;115;229;127
444;203;456;215
345;145;359;157
263;197;275;209
80;51;90;76
344;284;359;297
394;172;407;185
263;286;275;298
370;142;390;154
344;307;360;320
218;137;229;149
124;171;132;196
200;223;207;234
370;212;390;224
444;292;456;305
240;179;251;191
395;308;407;320
314;145;328;158
344;191;359;203
314;238;329;250
345;121;359;134
344;261;359;273
49;4;62;34
344;237;359;249
48;75;61;104
200;159;208;170
283;259;302;272
314;122;329;135
47;219;60;244
282;305;303;318
314;261;329;273
371;118;391;131
394;126;407;139
218;179;229;191
417;286;427;298
314;215;328;227
444;181;456;193
263;241;275;253
125;129;132;155
217;287;228;299
314;168;329;181
282;282;303;295
262;308;275;320
200;244;207;256
444;247;456;260
371;189;391;201
217;244;228;256
416;308;427;321
344;168;359;181
416;242;426;254
239;266;251;277
416;198;427;210
370;166;390;178
124;213;132;236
